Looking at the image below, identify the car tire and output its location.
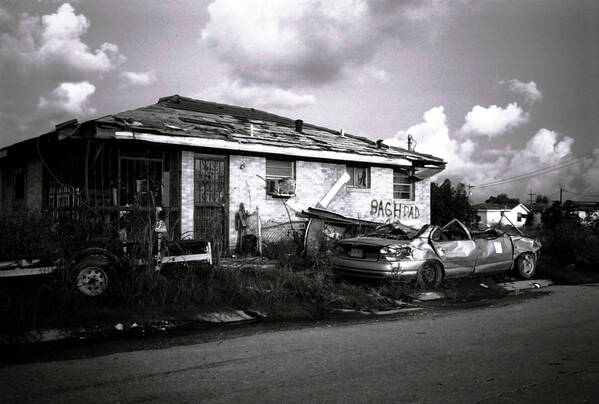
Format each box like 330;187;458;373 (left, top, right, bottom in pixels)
516;252;536;280
417;261;442;289
72;255;113;297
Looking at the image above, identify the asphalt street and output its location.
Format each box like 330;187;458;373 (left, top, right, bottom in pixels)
1;284;598;403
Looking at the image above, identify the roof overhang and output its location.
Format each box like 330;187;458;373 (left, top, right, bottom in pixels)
113;131;429;168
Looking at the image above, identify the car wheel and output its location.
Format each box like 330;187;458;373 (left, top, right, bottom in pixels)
516;252;536;280
73;255;112;297
418;261;442;289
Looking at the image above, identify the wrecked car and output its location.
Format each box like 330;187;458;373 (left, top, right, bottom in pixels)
332;219;541;287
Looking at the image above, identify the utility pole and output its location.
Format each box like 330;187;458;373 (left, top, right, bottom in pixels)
528;190;536;206
559;187;563;204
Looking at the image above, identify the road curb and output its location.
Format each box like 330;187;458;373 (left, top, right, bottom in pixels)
498;279;554;291
1;281;552;346
0;310;263;346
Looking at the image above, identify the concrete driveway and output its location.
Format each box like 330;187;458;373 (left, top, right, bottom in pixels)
1;284;598;403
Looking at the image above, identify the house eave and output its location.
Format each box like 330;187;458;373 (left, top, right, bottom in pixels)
113;130;436;168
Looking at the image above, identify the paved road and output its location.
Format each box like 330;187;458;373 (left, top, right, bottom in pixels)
2;284;599;403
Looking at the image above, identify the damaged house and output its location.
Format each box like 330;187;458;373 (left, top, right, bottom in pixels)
0;95;445;255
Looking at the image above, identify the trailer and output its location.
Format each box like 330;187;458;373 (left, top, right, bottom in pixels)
0;238;212;296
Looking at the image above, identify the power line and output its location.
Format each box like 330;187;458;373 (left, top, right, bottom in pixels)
473;153;590;188
561;189;599;199
472;152;594;189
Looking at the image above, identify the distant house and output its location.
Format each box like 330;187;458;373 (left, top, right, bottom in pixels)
473;203;531;228
563;200;599;225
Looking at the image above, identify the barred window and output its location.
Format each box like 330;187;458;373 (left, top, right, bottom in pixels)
393;169;414;200
347;166;370;188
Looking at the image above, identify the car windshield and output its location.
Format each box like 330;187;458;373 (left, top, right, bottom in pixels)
365;223;422;240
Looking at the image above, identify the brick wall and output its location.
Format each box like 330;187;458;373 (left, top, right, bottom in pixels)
180;151;195;239
227;155;432;247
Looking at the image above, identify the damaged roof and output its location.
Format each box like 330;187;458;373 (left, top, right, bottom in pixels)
90;95;445;167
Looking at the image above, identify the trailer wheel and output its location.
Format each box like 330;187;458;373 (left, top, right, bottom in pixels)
73;255;112;297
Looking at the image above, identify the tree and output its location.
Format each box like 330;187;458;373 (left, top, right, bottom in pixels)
535;195;549;205
431;179;476;226
485;193;519;205
541;201;579;228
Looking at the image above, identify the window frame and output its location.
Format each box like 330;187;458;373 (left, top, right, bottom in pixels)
346;165;371;189
393;168;414;200
265;159;295;180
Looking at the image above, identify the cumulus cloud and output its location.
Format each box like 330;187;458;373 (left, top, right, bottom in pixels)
0;3;125;77
459;102;529;137
0;3;125;146
385;106;474;171
201;0;448;87
38;81;96;115
498;79;542;104
195;80;316;110
0;6;9;23
120;70;158;86
581;149;599;194
359;66;389;83
385;105;596;201
402;0;449;22
467;129;579;200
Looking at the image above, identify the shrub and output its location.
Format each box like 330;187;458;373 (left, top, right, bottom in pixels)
540;222;599;266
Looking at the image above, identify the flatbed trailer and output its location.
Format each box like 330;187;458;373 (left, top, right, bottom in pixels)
0;239;212;296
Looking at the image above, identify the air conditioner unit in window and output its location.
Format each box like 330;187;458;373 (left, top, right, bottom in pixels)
266;178;296;197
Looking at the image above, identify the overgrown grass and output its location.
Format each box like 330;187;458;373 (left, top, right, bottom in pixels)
0;216;417;333
538;222;599;267
1;259;404;333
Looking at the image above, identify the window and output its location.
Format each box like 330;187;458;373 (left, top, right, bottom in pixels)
393;169;414;200
266;159;295;196
346;166;370;188
266;159;294;179
119;157;163;206
435;221;470;241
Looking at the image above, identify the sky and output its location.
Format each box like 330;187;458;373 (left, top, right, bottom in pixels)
0;0;598;203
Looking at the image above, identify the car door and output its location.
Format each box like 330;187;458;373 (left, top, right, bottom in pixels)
429;220;477;278
473;230;514;274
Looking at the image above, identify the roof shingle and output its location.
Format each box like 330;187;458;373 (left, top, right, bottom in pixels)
93;95;445;166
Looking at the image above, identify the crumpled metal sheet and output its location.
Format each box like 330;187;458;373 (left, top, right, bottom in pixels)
510;235;541;257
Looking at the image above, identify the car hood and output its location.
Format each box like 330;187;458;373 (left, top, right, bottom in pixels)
337;237;415;248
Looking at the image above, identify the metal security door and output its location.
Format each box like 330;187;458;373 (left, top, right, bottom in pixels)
194;154;228;255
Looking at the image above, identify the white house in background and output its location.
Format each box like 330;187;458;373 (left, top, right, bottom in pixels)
564;200;599;225
473;203;531;228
